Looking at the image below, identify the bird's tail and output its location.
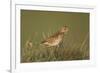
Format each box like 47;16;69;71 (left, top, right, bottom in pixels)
39;42;45;46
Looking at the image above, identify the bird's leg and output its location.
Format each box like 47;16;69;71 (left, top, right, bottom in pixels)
60;41;64;48
56;44;60;48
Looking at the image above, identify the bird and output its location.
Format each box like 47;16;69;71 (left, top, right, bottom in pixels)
40;26;69;47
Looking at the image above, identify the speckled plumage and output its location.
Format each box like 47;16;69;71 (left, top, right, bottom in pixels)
41;26;69;47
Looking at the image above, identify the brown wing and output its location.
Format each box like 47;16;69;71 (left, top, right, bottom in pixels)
41;37;56;44
41;31;64;44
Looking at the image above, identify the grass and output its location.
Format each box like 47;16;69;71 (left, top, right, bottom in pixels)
21;31;89;63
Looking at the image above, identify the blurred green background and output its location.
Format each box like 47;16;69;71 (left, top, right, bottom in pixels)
21;10;89;63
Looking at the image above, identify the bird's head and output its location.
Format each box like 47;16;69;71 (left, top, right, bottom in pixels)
60;26;69;33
